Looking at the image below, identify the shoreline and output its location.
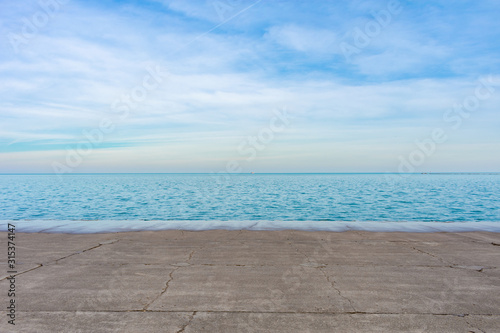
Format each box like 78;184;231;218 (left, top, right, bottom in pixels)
3;219;500;234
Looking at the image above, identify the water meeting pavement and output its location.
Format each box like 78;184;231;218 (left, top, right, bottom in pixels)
1;230;499;332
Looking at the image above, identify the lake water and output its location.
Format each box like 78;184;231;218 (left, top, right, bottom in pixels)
1;173;499;233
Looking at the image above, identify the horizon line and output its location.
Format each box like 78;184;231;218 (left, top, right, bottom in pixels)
1;172;499;175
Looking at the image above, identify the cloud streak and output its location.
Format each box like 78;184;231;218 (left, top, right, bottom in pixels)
0;0;499;172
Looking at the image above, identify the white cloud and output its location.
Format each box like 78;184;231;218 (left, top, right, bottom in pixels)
1;0;499;172
265;24;337;54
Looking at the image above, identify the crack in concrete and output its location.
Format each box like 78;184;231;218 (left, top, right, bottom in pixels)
403;244;452;266
464;315;487;333
143;245;203;311
0;264;43;281
143;266;180;311
0;240;119;281
285;239;312;264
52;244;102;264
176;311;197;333
449;265;493;273
53;239;120;264
143;243;202;310
402;244;493;274
286;240;357;313
318;268;357;312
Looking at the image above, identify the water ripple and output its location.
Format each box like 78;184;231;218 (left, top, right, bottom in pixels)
0;174;499;222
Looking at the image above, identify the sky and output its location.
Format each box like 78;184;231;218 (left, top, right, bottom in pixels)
0;0;499;173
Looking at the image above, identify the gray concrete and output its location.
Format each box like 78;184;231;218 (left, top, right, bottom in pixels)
1;230;499;332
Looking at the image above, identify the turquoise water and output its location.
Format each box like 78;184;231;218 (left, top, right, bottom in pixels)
1;174;499;226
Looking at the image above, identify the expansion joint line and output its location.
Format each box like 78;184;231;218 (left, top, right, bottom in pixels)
16;310;498;315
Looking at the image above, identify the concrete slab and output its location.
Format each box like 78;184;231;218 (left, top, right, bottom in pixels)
0;263;41;280
12;264;177;311
293;239;446;266
0;230;499;332
324;265;500;315
149;265;354;312
333;231;466;242
479;267;500;279
456;231;500;244
53;238;198;266
8;232;117;265
184;312;474;333
0;311;192;333
465;314;500;333
408;240;500;267
189;240;307;266
206;229;298;242
351;231;478;243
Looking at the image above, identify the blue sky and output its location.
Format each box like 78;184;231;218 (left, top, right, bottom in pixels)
0;0;499;173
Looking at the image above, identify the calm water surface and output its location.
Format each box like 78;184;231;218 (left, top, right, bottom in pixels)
1;173;499;222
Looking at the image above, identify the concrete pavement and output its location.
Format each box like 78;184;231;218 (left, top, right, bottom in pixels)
1;230;499;332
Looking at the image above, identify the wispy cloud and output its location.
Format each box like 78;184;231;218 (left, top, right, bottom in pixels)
1;0;499;172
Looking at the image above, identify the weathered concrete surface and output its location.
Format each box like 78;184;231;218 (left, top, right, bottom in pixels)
184;313;496;333
1;230;499;332
148;265;354;313
0;312;192;333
